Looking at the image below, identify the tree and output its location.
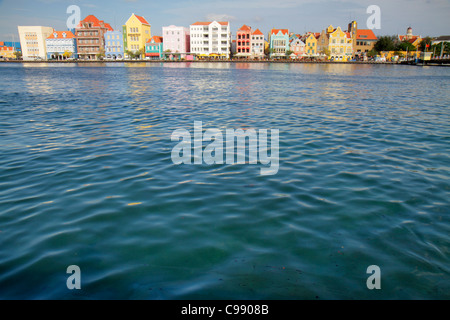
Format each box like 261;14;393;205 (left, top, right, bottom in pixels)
96;49;105;60
374;35;396;52
320;48;331;57
63;51;73;59
396;41;416;52
125;50;134;60
419;36;432;52
431;42;450;57
286;50;294;57
139;47;145;60
13;51;22;60
367;49;377;58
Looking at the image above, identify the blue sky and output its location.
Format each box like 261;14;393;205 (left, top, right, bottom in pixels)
0;0;449;41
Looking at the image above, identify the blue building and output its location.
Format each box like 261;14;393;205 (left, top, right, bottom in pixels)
105;30;124;60
45;31;78;60
2;41;21;52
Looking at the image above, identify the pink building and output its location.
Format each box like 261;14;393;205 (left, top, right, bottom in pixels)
162;25;190;58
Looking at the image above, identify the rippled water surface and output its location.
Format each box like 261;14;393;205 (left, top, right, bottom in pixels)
0;62;449;299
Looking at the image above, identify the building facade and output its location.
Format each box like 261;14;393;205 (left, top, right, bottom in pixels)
162;25;190;58
18;26;54;60
347;21;377;59
75;15;113;60
190;21;231;59
398;27;422;49
145;36;163;60
105;30;124;60
251;29;265;59
290;38;306;58
0;42;15;59
269;29;289;58
45;31;77;60
325;25;353;61
303;33;318;56
123;13;151;57
236;25;252;57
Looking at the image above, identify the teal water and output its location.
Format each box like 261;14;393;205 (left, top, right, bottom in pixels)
0;62;449;299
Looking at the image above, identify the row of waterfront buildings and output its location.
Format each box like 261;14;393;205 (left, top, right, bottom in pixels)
1;12;440;62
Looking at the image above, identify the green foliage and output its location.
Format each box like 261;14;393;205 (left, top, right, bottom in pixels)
396;41;417;52
374;35;396;52
419;37;432;51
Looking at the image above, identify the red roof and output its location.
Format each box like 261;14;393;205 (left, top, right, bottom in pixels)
135;14;150;26
147;36;163;43
252;29;264;36
47;31;76;39
271;29;289;36
77;15;112;30
356;29;377;41
398;35;420;43
105;23;113;31
191;21;229;26
238;25;251;32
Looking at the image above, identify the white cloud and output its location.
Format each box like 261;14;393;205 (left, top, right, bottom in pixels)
205;13;237;22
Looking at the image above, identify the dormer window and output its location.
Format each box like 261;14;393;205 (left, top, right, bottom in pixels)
62;32;67;38
53;32;58;38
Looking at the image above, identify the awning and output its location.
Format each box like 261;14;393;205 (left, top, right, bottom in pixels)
145;53;160;57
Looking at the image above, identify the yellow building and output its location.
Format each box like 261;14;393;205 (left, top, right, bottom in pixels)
0;43;16;59
304;33;318;56
123;13;151;57
326;25;353;61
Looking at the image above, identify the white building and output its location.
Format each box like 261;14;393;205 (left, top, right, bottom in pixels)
162;25;190;58
18;26;54;60
190;21;231;59
251;29;265;58
45;31;77;60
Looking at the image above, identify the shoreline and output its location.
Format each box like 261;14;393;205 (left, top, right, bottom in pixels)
1;60;448;66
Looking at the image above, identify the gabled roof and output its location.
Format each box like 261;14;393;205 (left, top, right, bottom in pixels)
356;29;377;41
252;29;263;36
77;15;112;30
238;25;252;32
271;29;289;36
147;36;163;43
398;35;420;43
105;23;113;31
47;31;76;39
134;14;150;26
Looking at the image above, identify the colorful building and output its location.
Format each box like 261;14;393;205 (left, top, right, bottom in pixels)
0;42;16;59
145;36;163;60
303;33;318;56
75;15;113;60
251;29;265;59
347;21;377;59
190;21;231;59
123;13;151;58
236;25;252;57
269;29;289;58
18;26;54;60
45;31;77;60
234;25;265;59
398;27;422;49
290;38;306;58
322;25;353;61
162;25;190;58
105;30;124;60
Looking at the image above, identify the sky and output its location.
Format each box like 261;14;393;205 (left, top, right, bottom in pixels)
0;0;449;42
